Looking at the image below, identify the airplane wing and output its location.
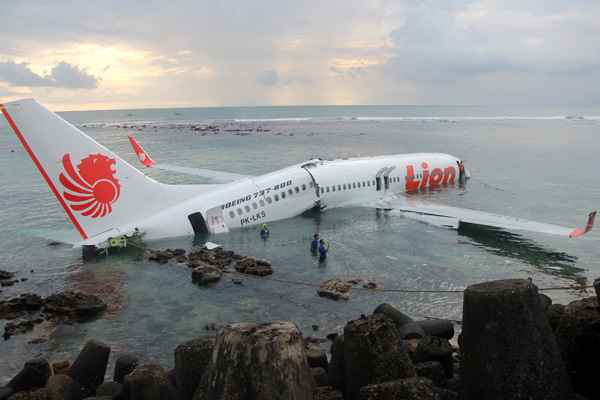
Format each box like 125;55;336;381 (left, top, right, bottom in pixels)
375;194;596;239
128;135;251;183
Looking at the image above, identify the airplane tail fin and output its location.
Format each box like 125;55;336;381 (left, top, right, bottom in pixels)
569;211;596;238
128;134;156;168
0;99;178;241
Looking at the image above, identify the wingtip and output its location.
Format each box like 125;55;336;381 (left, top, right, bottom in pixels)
569;211;596;238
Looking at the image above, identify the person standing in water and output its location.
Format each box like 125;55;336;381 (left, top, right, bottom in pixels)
318;239;329;262
260;224;270;240
311;234;320;255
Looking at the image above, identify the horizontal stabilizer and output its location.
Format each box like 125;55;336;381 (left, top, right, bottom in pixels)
128;134;250;183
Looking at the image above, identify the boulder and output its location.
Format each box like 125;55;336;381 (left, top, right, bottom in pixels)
414;361;446;386
359;377;437;400
373;303;413;327
313;387;343;400
306;343;328;370
46;375;75;400
318;280;352;301
328;335;345;392
461;279;572;400
551;296;600;399
343;313;416;400
44;291;107;322
174;338;215;400
0;294;44;319
7;388;48;400
191;265;222;286
413;336;454;378
114;354;139;384
124;363;170;400
311;368;329;387
539;293;552;311
0;387;13;400
96;382;122;399
7;359;50;392
3;319;38;339
50;359;71;376
69;340;111;396
0;270;15;280
232;257;273;276
417;319;455;340
397;322;425;340
194;321;313;400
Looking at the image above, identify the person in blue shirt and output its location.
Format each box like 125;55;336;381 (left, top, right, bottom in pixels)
310;234;319;255
318;239;329;262
260;224;270;240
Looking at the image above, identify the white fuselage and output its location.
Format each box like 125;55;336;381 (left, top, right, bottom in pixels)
135;153;463;240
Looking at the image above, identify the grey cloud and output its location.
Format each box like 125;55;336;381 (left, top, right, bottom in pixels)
256;70;279;86
0;61;98;89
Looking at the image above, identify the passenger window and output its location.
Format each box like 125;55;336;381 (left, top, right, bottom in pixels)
259;199;265;207
363;182;366;187
309;182;314;188
367;181;371;186
274;194;279;201
332;186;336;192
353;183;356;189
320;187;325;194
326;186;330;192
302;184;306;191
295;186;300;193
266;197;273;204
252;202;258;210
281;192;286;199
343;184;346;190
337;185;341;191
244;205;251;213
229;211;235;218
288;189;293;195
237;208;243;215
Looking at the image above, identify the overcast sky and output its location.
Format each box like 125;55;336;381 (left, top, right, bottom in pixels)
1;0;599;110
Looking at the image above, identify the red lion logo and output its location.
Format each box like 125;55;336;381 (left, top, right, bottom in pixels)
59;153;120;218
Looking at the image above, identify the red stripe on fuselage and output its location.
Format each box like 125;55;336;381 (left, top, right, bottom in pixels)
0;104;88;239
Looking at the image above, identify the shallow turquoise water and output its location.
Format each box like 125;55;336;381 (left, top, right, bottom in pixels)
1;106;599;379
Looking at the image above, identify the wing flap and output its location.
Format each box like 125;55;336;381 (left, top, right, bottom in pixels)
379;195;595;239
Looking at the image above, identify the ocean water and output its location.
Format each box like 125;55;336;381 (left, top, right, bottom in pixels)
1;105;599;379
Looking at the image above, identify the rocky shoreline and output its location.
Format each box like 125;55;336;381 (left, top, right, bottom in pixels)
1;278;598;400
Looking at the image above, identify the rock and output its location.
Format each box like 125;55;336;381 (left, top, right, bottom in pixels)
318;279;352;301
551;296;600;399
461;279;572;400
413;336;454;378
191;265;222;285
539;293;552;310
343;313;416;400
0;294;44;319
175;255;188;264
306;343;328;370
172;249;186;257
0;387;13;400
328;335;345;392
232;257;273;276
414;361;446;386
69;340;111;396
373;303;414;327
594;278;600;305
194;321;313;400
435;387;460;400
0;270;15;280
46;375;74;400
7;359;50;392
96;382;122;399
114;354;139;384
44;291;107;322
4;320;37;339
313;386;343;400
124;363;170;400
0;280;17;287
416;319;455;340
174;338;215;400
7;388;48;400
312;367;329;387
50;359;71;375
359;377;436;400
397;322;425;340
